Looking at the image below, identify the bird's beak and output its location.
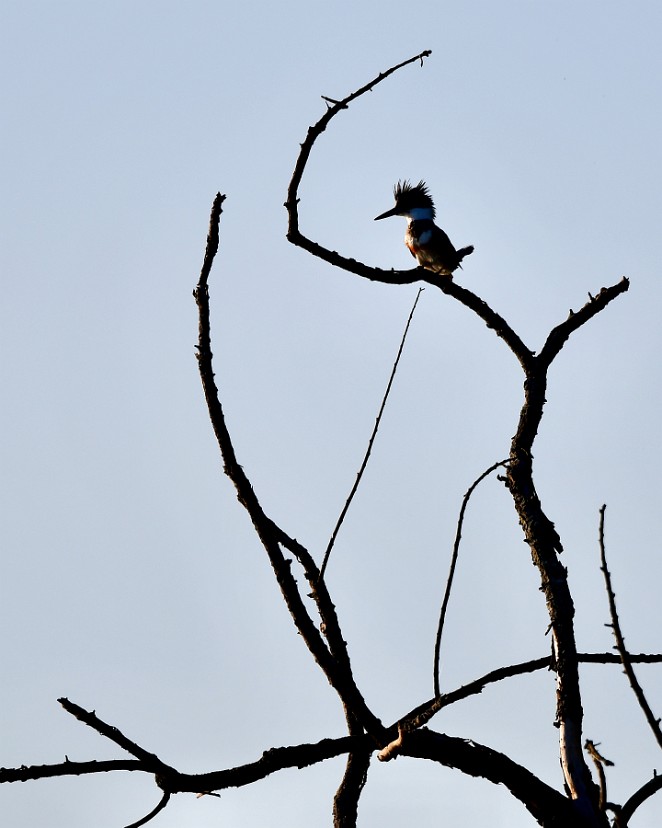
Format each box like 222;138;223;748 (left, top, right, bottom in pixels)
374;206;399;221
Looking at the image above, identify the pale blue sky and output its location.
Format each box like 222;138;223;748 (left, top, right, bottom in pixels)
2;2;661;826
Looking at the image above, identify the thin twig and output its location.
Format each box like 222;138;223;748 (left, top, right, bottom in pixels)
433;459;509;696
401;651;662;735
598;504;662;750
585;739;613;813
319;287;424;581
123;791;171;828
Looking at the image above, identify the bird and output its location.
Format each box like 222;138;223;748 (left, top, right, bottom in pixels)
374;180;474;277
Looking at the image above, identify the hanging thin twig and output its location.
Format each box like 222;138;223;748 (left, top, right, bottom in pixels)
598;504;662;750
433;459;509;696
123;791;171;828
319;287;424;581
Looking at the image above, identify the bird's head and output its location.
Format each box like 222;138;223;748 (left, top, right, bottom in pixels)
374;180;436;221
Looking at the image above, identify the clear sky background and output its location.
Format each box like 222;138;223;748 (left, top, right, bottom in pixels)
2;2;661;826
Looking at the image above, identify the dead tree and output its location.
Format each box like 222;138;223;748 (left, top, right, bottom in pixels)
2;51;660;828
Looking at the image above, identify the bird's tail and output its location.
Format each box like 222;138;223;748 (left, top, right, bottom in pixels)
457;245;474;262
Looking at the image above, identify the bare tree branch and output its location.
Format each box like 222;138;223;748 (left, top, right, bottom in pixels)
162;736;360;794
285;53;534;372
58;698;176;826
538;281;630;368
2;649;659;828
203;59;630;825
332;748;371;828
400;652;662;737
284;50;630;822
2;53;643;828
320;287;424;581
619;773;662;825
392;729;585;828
145;724;570;828
0;759;143;784
433;458;509;697
285;50;432;287
16;723;546;807
507;398;589;808
0;728;357;793
598;505;662;750
193;194;384;739
58;698;174;773
167;724;568;824
502;284;628;814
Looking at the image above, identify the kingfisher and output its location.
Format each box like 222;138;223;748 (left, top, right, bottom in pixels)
374;180;474;277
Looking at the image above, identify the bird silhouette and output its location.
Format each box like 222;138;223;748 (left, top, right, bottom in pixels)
375;180;473;276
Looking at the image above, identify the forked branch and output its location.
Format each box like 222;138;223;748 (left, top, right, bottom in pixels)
285;50;630;822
